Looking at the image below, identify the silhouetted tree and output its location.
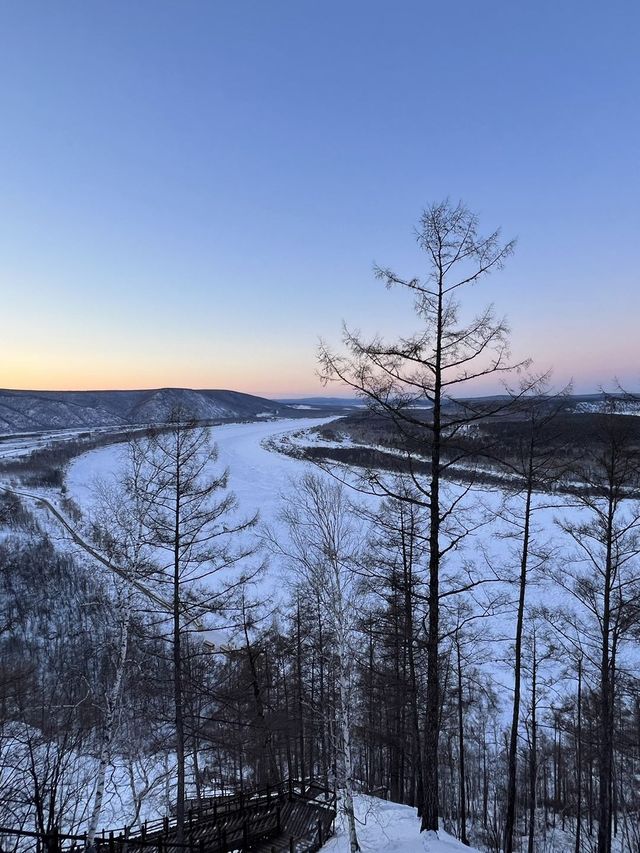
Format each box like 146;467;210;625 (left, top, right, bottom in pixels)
319;199;528;831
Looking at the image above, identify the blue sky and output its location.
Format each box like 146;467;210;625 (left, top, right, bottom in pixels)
1;1;638;396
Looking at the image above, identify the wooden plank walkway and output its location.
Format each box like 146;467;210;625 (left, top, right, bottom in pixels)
99;780;336;853
0;780;336;853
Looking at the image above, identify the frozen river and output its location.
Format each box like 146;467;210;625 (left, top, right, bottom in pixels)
65;417;343;613
65;416;338;532
61;415;599;710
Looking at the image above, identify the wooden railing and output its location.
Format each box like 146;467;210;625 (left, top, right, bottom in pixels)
0;779;336;853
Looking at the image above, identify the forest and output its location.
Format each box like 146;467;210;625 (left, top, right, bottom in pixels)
1;201;639;853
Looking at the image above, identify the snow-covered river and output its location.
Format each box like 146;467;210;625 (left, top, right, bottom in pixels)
60;416;610;715
8;415;629;827
65;417;342;609
66;416;337;531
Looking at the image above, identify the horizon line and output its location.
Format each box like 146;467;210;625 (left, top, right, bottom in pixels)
0;385;633;401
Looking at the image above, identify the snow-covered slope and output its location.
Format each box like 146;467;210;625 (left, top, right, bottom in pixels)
0;388;293;433
324;795;480;852
0;394;125;432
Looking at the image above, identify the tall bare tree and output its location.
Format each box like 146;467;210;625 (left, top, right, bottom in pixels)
130;409;257;839
85;457;157;843
319;199;527;832
495;381;567;853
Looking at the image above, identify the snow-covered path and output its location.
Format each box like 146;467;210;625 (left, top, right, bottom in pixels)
324;795;480;852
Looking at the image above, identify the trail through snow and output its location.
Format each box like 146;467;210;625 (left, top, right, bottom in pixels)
324;795;480;852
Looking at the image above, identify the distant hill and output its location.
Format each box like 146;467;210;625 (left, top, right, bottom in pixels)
277;396;362;408
0;388;295;434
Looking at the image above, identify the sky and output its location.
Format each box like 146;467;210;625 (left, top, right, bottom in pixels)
0;1;638;397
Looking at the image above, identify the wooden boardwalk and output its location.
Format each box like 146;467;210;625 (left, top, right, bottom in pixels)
98;780;335;853
0;780;336;853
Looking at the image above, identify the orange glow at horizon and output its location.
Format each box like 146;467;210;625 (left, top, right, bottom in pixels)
0;356;328;398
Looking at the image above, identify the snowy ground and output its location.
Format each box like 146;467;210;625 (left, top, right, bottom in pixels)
63;417;624;715
0;425;123;460
66;417;336;527
324;795;480;853
64;418;341;613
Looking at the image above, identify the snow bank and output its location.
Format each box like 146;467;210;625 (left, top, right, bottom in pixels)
323;795;480;852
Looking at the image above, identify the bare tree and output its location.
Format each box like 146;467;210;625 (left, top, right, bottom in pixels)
84;461;157;843
319;199;528;832
554;397;640;853
269;472;363;853
357;485;428;809
129;409;258;839
495;380;567;853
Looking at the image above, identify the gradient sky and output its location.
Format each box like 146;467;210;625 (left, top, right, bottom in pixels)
1;1;638;397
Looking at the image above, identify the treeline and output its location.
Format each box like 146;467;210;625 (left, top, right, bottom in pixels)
0;429;140;488
305;409;640;497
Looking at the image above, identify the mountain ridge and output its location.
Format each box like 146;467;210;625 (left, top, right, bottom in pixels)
0;387;294;434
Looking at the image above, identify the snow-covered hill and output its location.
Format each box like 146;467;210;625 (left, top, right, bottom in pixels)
0;388;294;433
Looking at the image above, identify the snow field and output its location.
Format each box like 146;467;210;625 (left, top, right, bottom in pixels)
63;417;617;727
324;795;480;852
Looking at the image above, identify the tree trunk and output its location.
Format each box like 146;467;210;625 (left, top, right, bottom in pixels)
456;636;468;845
597;501;614;853
527;633;537;853
504;468;533;853
404;530;425;815
422;283;443;834
336;620;360;852
87;602;131;841
174;476;185;842
575;656;582;853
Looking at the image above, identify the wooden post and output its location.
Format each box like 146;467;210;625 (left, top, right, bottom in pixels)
289;836;295;853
